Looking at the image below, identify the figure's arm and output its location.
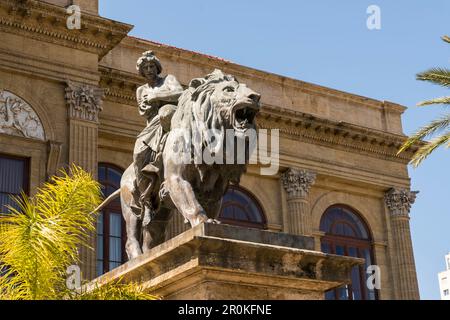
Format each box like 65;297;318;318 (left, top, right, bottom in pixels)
137;86;158;117
146;75;184;103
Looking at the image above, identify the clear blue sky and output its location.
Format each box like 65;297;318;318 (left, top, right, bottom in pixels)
100;0;450;300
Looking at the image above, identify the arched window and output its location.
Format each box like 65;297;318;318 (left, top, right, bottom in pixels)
320;205;377;300
97;164;126;276
219;185;267;229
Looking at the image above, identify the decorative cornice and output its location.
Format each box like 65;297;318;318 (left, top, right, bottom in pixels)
99;66;140;105
385;188;419;218
0;0;133;59
258;104;422;164
281;168;317;199
65;81;104;122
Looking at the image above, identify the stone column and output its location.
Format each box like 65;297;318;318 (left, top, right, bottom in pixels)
281;168;316;236
65;81;104;280
384;188;420;300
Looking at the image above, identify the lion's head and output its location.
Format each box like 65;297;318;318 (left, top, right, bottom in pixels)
176;69;261;136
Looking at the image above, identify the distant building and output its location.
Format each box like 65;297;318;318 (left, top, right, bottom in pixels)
438;253;450;300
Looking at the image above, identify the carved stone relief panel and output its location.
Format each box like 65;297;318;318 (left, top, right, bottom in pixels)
0;90;45;141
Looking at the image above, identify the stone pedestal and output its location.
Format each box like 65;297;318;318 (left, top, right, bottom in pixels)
94;224;363;300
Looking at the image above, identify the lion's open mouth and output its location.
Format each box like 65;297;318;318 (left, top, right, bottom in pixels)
231;102;258;131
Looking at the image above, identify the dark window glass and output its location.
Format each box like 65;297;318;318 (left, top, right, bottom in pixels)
219;186;266;229
96;164;126;277
320;205;378;300
0;154;29;213
320;206;369;239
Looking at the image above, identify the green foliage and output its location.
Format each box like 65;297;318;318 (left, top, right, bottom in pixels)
72;280;159;300
399;35;450;167
416;67;450;88
417;96;450;107
0;165;156;300
0;165;101;300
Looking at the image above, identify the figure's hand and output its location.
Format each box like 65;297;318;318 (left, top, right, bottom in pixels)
139;96;156;108
143;94;162;105
141;94;152;105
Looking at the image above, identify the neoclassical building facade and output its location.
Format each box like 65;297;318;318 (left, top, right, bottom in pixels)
0;0;421;299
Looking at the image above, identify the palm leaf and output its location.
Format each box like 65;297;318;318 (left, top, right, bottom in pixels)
416;68;450;88
0;165;102;300
72;280;160;300
418;96;450;106
403;36;450;166
409;132;450;167
398;114;450;154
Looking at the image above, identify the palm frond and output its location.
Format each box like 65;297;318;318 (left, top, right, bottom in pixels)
0;165;101;300
409;132;450;167
418;96;450;106
416;68;450;88
73;280;160;300
398;114;450;154
404;35;450;167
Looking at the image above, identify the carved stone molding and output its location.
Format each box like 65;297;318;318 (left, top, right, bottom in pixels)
385;188;419;217
0;89;45;140
258;105;422;164
0;0;133;59
99;66;141;106
65;81;104;122
281;168;317;199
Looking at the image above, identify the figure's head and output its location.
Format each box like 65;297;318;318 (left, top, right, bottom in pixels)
136;51;162;79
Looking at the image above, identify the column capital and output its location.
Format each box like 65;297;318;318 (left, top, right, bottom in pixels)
384;188;419;218
65;81;104;122
281;168;316;199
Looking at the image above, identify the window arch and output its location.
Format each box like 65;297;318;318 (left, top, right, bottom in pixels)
320;205;377;300
219;185;267;229
96;163;126;276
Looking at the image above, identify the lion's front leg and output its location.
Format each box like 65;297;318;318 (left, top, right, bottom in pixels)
203;200;223;225
165;174;209;227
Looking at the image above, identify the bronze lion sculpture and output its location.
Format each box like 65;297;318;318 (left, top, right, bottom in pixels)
96;69;261;259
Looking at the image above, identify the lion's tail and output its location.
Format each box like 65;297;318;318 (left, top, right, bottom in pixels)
91;189;121;214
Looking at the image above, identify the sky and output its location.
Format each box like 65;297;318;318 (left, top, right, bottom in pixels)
99;0;450;300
